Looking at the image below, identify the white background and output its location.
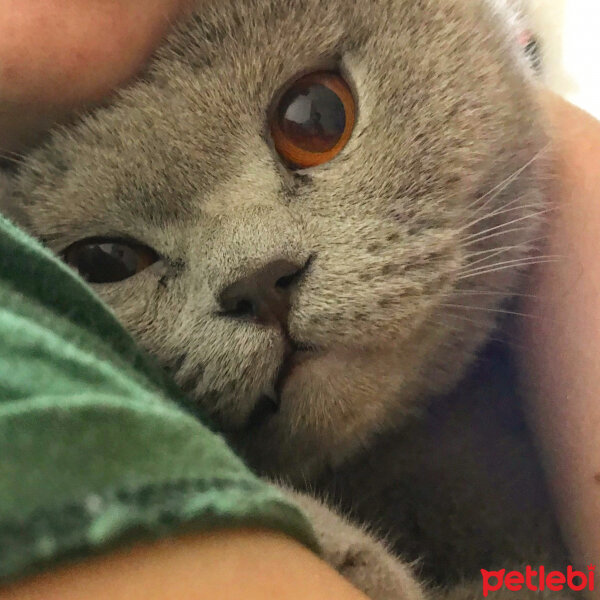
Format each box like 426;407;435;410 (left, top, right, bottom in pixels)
532;0;600;119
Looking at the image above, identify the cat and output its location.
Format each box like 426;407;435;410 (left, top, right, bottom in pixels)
4;0;571;597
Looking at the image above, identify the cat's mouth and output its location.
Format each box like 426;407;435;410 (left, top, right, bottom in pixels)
242;340;317;432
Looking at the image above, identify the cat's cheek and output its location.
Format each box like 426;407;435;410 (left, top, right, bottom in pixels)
90;273;170;342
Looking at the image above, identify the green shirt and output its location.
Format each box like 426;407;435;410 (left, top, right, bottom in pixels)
0;214;317;582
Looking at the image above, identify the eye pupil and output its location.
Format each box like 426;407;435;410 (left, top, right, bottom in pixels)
63;239;158;283
278;82;347;153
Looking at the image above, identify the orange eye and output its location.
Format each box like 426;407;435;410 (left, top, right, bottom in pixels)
270;71;356;169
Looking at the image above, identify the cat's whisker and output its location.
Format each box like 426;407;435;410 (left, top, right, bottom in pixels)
463;233;549;258
463;208;553;244
456;258;559;281
439;302;540;320
462;227;550;248
457;254;561;276
458;202;544;236
466;194;527;222
465;144;550;212
460;236;550;267
462;245;526;269
439;289;541;301
465;169;524;212
462;245;520;259
467;189;546;224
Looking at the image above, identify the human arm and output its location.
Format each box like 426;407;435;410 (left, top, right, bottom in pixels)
0;529;367;600
0;0;192;153
519;92;600;572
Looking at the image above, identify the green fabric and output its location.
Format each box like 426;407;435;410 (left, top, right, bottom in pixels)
0;214;317;582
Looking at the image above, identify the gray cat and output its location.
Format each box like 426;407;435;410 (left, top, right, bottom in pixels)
4;0;571;597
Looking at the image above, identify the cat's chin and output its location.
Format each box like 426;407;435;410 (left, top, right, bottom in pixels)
229;343;427;481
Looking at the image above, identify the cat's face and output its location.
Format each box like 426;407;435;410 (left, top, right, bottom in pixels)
10;0;546;479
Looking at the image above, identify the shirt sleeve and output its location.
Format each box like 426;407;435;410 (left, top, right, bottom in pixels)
0;214;318;582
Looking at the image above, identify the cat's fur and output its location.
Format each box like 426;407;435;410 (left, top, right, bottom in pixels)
5;0;570;597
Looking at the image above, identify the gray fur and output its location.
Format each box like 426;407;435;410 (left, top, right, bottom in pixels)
6;0;569;597
288;488;427;600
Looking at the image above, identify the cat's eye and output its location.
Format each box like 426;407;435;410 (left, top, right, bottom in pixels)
62;238;159;283
270;71;356;169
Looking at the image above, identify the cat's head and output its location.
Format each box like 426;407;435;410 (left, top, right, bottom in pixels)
8;0;547;479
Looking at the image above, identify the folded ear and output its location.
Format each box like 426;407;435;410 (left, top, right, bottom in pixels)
487;0;543;75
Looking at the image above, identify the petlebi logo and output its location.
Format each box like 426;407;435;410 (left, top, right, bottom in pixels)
481;565;595;596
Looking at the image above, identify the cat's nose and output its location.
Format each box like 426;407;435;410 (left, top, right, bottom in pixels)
218;259;307;328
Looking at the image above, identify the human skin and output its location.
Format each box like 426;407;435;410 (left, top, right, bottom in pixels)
520;93;600;578
2;0;600;594
0;0;193;153
0;529;368;600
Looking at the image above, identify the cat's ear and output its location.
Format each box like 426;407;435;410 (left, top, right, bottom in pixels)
0;166;29;227
488;0;543;75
